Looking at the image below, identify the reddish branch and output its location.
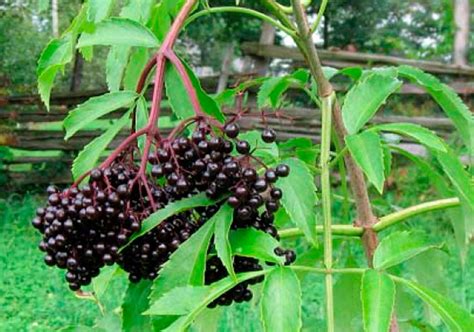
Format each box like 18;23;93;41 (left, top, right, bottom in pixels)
74;0;200;212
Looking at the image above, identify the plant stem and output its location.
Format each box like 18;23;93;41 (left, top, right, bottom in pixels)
290;266;366;275
373;197;460;232
310;0;329;33
279;197;461;239
320;92;335;332
279;224;363;238
185;7;297;37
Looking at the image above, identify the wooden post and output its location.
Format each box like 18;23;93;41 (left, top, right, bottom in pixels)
216;43;235;93
51;0;59;37
254;22;276;75
453;0;470;66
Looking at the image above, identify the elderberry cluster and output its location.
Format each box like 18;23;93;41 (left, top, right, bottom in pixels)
32;161;157;290
33;119;296;307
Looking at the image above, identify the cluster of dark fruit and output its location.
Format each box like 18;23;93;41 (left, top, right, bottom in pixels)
32;161;158;290
33;121;296;306
146;122;295;305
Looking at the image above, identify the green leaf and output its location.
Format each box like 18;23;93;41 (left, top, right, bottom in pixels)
149;3;171;41
229;228;284;264
148;218;221;330
346;131;385;193
398;65;473;150
434;148;474;210
71;110;130;181
375;123;446;152
293;247;323;280
123;47;149;90
88;0;114;23
395;277;474;331
213;204;236;279
92;265;119;299
38;65;62;111
37;35;74;76
374;231;443;270
260;267;302;332
124;193;220;247
238;130;279;162
120;0;154;22
342;73;402;134
122;280;153;332
77;18;159;48
190;307;222;332
135;96;149;155
181;59;226;123
149;216;217;296
334;263;362;331
146;270;269;332
361;270;395;332
165;58;224;122
257;77;290;109
106;46;131;91
276;158;318;245
64;91;137;140
165;62;194;120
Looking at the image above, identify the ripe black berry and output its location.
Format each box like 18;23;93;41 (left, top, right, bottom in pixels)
276;164;290;177
261;128;276;143
236;141;250;155
224;123;240;138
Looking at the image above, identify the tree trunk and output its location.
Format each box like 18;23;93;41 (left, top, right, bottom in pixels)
51;0;59;37
254;22;276;75
453;0;470;66
216;43;235;93
70;51;84;92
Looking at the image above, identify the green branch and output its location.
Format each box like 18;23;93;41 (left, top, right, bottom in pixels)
310;0;329;33
279;197;461;240
185;7;297;37
373;197;460;232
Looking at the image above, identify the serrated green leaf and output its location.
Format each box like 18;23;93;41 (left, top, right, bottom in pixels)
261;267;301;332
147;270;268;332
64;91;137;140
276;158;318;245
361;270;395;332
106;46;131;91
149;3;171;41
398;65;473;150
95;311;122;332
334;262;363;331
229;228;284;264
434;147;474;210
213;204;236;279
190;307;222;332
342;73;402;134
122;280;153;332
181;59;225;123
71;111;130;180
146;286;210;315
37;35;74;76
148;217;219;330
77;18;159;48
123;47;149;90
38;65;62;111
395;277;474;331
124;193;221;247
88;0;114;23
92;265;119;299
374;231;443;270
165;62;194;120
149;214;217;295
346;131;385;193
257;77;290;109
375;123;446;152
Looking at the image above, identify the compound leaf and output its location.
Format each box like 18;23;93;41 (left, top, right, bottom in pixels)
213;204;236;279
229;228;284;264
122;280;153;332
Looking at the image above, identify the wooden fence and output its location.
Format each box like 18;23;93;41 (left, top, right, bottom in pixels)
1;45;472;186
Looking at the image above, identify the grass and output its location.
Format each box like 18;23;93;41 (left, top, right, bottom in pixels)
0;162;472;331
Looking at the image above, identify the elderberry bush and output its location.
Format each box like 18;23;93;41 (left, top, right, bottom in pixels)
32;119;296;307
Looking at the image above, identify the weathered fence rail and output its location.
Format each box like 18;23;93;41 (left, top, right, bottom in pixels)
1;46;472;186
